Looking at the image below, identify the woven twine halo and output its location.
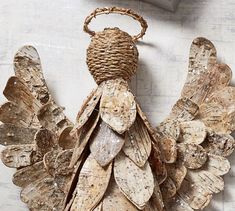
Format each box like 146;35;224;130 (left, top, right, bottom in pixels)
84;7;148;84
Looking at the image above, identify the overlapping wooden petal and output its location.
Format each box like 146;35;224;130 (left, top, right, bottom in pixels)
160;177;177;200
70;154;112;211
14;45;51;104
58;126;76;149
90;121;125;166
74;86;103;131
102;177;138;211
69;109;100;168
178;143;208;169
100;78;136;134
20;176;65;210
0;102;40;128
12;161;48;187
114;152;154;209
181;37;217;103
149;144;167;185
123;115;151;167
199;86;235;134
38;102;73;134
1;144;35;168
202;133;235;157
179;120;207;144
0;123;37;146
203;154;230;176
3;76;41;112
166;160;187;190
165;194;194;211
54;149;74;193
43;149;62;176
157;119;180;140
158;137;177;163
177;177;213;210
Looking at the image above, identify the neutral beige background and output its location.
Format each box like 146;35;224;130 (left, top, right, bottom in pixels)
0;0;235;210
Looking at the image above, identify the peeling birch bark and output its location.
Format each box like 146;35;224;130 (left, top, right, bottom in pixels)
100;79;136;134
71;154;112;211
0;123;37;146
114;152;154;210
90;121;125;166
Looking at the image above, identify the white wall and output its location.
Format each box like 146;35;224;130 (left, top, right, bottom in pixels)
0;0;235;210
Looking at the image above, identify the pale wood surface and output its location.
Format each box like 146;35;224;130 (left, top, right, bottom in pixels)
0;0;235;210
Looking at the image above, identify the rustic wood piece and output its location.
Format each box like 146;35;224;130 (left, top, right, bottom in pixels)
90;120;125;166
114;152;154;209
70;154;112;211
100;79;136;134
160;176;177;200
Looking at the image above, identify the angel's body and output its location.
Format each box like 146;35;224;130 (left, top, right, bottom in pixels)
0;7;235;211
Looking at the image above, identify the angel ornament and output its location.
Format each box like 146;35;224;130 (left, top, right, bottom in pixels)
0;7;235;211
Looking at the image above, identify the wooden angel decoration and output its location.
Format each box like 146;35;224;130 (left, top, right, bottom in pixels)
0;7;235;211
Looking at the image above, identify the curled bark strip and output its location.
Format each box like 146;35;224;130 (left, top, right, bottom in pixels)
71;154;112;211
202;133;235;157
123;115;152;167
114;152;154;209
179;120;207;145
102;177;138;211
1;144;35;168
3;76;41;112
100;79;136;134
14;45;51;104
90;121;125;166
0;102;40;128
0;123;37;146
13;161;48;187
178;143;208;170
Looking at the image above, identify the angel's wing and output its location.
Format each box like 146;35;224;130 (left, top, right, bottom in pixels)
156;37;235;210
0;46;76;210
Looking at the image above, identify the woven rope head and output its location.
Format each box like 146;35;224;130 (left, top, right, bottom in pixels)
87;28;139;84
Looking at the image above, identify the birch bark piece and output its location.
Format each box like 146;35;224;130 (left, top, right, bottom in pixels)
186;169;224;194
123;115;152;167
149;145;167;185
0;102;40;128
43;149;62;176
166;161;187;190
13;161;48;187
165;194;194;211
38;102;73;134
157;119;180;140
1;144;35;168
160;177;177;200
158;137;177;163
69;110;100;168
3;76;41;112
90;121;125;166
100;79;136;134
74;86;103;131
21;176;65;210
177;177;212;210
199;86;235;134
54;149;74;193
179;120;207;144
14;45;51;104
70;154;112;211
0;123;37;146
170;98;199;121
178;143;208;169
181;37;217;102
114;152;154;209
202;133;235;157
102;177;138;211
203;154;230;176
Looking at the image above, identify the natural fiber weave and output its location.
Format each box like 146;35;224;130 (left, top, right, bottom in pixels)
87;28;139;84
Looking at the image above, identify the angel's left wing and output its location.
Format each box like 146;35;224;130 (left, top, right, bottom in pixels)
156;37;235;210
0;45;76;210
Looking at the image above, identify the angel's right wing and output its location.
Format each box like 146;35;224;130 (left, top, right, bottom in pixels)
156;37;235;210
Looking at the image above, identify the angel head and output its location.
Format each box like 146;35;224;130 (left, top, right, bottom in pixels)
84;7;148;84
